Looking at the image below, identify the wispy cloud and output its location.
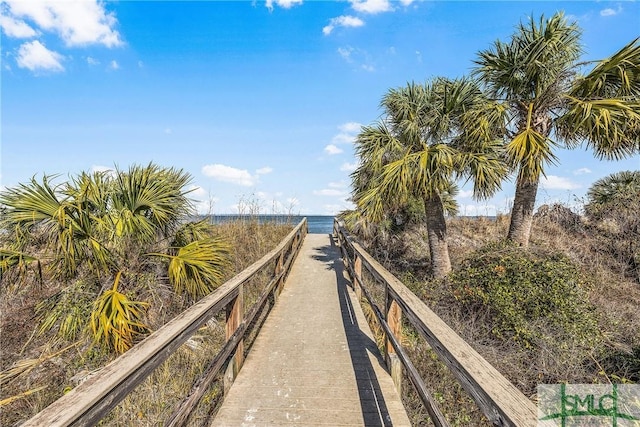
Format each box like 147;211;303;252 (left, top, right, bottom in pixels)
109;60;119;70
2;0;122;47
87;56;100;66
600;4;623;17
331;123;361;145
265;0;303;11
256;167;273;175
3;0;122;74
573;167;592;175
202;164;256;186
350;0;392;14
0;14;37;38
336;45;374;71
323;15;364;35
540;175;580;190
324;144;343;155
16;40;64;72
340;162;358;172
201;164;273;186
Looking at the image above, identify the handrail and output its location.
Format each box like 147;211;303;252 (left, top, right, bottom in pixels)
23;218;308;427
333;219;537;427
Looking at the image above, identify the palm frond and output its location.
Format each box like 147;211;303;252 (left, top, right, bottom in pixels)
572;38;640;98
559;96;640;159
150;238;231;298
91;272;149;353
507;128;558;182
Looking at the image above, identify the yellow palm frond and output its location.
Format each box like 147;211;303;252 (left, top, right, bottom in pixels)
91;272;149;354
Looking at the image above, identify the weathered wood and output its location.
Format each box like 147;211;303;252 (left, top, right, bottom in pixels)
23;219;307;427
224;284;244;394
335;221;537;427
357;277;449;427
353;254;362;300
274;251;285;299
385;288;402;394
165;324;245;427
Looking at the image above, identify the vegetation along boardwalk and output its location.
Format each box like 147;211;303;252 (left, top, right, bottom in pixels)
212;233;411;426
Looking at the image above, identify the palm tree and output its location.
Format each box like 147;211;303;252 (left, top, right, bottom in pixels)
0;164;230;353
352;78;505;278
473;13;640;246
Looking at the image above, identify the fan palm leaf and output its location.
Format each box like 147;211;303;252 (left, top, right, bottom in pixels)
150;237;231;298
91;272;149;353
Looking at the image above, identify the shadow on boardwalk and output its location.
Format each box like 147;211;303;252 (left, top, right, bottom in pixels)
312;235;395;426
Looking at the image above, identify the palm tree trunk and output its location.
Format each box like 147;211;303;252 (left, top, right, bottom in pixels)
507;172;540;247
424;194;451;278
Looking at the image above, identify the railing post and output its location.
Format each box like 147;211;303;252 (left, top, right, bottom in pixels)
224;285;244;395
353;254;362;300
385;286;403;395
274;250;285;300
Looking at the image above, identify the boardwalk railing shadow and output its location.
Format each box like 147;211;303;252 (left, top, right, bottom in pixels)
311;237;395;426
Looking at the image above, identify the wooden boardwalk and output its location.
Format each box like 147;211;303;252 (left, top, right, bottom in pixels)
212;233;411;426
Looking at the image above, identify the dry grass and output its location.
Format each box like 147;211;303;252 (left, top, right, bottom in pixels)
0;218;293;427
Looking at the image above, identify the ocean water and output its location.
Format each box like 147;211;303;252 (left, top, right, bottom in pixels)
206;215;335;234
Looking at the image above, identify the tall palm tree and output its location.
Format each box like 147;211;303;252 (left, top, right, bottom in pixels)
352;78;505;278
0;164;230;353
473;13;640;246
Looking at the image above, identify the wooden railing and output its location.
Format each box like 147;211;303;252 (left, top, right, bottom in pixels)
23;218;308;427
333;220;537;427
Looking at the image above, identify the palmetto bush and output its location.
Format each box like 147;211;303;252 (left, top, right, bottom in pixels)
0;163;230;354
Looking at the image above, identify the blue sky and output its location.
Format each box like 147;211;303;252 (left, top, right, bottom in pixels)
2;0;639;215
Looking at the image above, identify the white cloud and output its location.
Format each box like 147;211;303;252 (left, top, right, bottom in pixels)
540;175;581;190
4;0;122;47
339;122;362;134
187;185;208;198
202;164;256;187
16;40;64;72
361;64;375;72
350;0;392;14
256;167;273;175
340;162;358;172
573;167;592;175
332;133;355;145
313;189;346;197
323;15;364;35
399;0;415;5
458;189;474;198
265;0;303;10
109;59;119;70
329;181;347;189
0;14;38;38
87;56;99;65
338;46;354;61
324;144;343;155
600;5;622;17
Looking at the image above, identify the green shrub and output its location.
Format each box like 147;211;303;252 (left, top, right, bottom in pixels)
448;242;600;349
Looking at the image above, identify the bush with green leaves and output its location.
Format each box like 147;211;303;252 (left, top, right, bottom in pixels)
448;242;600;349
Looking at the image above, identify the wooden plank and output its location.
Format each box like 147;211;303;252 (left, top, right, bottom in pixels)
22;219;308;427
385;288;403;394
224;285;244;394
335;222;537;427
